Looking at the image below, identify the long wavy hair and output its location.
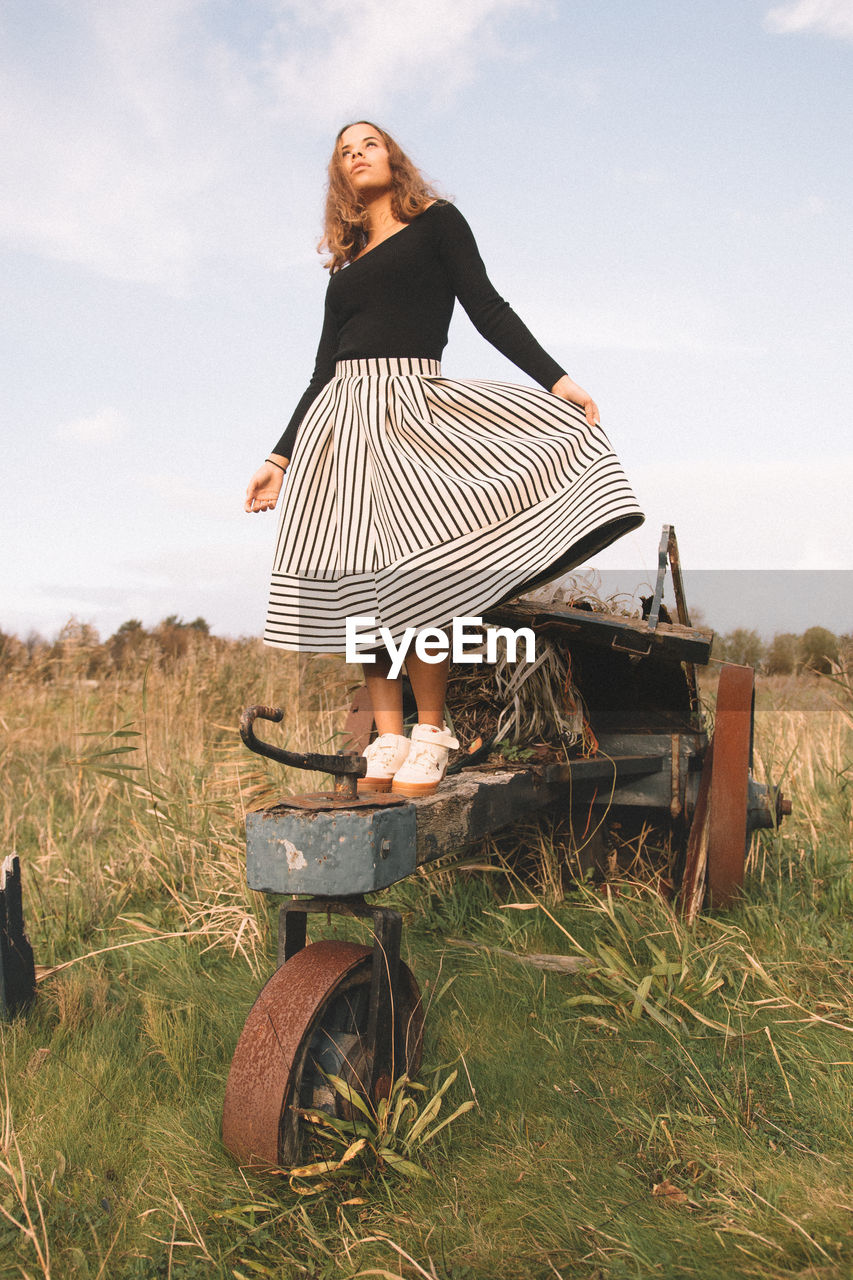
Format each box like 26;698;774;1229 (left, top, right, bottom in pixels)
320;121;442;273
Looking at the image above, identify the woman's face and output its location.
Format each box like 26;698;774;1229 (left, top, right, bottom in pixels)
338;124;392;197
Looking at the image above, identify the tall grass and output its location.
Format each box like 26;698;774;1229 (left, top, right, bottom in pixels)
1;634;852;1277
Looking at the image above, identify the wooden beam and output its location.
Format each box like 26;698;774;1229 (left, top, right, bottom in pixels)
484;600;713;665
414;756;663;867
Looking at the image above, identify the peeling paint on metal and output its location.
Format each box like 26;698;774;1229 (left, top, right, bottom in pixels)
282;839;307;871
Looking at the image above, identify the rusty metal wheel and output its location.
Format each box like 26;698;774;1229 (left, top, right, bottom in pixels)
222;940;423;1169
680;664;755;922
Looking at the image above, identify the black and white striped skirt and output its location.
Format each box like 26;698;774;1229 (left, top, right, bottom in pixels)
264;357;643;651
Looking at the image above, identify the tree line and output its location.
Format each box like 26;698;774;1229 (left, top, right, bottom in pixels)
0;615;219;680
711;625;850;675
1;616;849;681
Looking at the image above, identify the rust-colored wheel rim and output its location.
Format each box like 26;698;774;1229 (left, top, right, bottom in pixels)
222;940;423;1168
707;664;754;908
680;664;755;921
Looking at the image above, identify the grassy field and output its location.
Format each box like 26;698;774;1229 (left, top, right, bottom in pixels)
1;636;852;1279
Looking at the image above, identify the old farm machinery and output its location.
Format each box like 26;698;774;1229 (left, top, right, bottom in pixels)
222;527;790;1167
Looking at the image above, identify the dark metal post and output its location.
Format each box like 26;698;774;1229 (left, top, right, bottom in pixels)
367;907;402;1103
1;855;36;1020
277;904;308;966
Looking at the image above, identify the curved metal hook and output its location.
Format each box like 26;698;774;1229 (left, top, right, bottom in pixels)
240;705;366;778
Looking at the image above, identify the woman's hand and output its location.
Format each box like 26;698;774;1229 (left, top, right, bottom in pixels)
245;457;287;513
551;375;600;427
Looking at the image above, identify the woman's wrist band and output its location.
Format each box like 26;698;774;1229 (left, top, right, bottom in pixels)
266;457;287;471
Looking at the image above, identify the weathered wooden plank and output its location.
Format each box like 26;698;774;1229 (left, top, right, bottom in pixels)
248;755;666;896
414;755;664;867
484;600;713;664
446;937;594;973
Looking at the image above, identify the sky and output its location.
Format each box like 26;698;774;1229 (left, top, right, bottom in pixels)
2;0;851;642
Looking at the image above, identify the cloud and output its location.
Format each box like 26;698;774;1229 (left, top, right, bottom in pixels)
0;0;541;288
263;0;542;124
54;407;128;444
534;300;768;356
141;472;236;518
765;0;853;40
595;456;853;570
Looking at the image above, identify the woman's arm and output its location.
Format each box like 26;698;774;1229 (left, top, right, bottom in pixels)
245;454;290;513
549;374;600;427
435;204;600;425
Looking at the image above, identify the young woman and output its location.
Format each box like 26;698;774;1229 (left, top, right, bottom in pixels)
245;122;643;796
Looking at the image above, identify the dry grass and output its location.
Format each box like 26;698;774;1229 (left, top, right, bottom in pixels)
1;633;852;1277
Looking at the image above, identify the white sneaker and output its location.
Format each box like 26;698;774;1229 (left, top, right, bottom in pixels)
358;733;410;793
391;723;460;797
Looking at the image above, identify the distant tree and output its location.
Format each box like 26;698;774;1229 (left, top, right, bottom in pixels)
156;615;209;634
765;632;798;676
156;615;191;661
109;619;148;668
799;626;839;675
54;619;100;649
50;619;102;680
0;629;25;675
25;630;46;657
720;628;765;669
838;633;853;670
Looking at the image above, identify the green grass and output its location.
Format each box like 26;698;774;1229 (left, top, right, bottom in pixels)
2;644;852;1278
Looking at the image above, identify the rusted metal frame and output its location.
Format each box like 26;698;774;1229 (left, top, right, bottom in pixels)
279;896;374;963
666;527;692;628
670;732;683;820
276;897;402;1103
241;704;366;801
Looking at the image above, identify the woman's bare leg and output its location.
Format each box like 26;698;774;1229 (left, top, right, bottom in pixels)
405;651;450;726
362;650;450;733
363;652;404;735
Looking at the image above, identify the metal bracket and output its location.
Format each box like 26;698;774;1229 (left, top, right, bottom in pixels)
646;524;693;633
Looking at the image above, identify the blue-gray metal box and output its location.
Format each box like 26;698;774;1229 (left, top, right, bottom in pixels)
246;803;418;896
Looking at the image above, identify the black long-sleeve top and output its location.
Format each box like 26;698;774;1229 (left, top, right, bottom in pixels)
272;201;567;460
